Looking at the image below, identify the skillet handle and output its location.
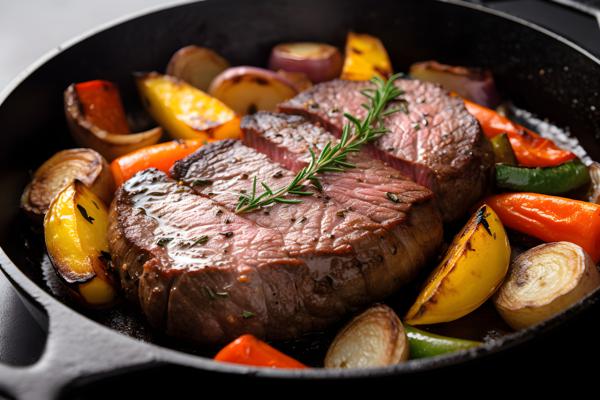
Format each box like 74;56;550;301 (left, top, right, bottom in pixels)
0;299;161;400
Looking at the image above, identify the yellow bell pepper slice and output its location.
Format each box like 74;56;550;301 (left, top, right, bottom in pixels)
136;72;241;140
340;32;393;81
405;205;511;325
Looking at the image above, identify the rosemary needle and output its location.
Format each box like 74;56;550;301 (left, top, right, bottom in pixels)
235;73;405;213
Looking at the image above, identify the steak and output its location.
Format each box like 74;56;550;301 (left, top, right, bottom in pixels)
109;117;443;344
279;79;494;221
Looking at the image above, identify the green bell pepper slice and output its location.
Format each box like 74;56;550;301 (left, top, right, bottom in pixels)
496;160;590;194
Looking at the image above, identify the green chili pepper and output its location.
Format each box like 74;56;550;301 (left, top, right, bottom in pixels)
495;160;590;194
490;133;517;165
405;325;481;359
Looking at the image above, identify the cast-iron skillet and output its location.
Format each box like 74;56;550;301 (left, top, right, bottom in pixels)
1;0;599;398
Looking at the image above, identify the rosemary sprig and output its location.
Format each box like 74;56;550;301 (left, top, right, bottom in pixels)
235;73;405;213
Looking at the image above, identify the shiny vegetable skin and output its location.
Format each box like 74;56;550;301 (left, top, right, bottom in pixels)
214;334;307;369
486;193;600;263
409;61;500;108
464;99;575;167
325;305;409;368
110;138;209;186
44;181;117;307
496;160;590;194
166;45;230;91
494;242;600;330
209;66;299;115
405;205;510;325
65;84;162;161
340;32;392;81
136;72;241;140
21;148;114;221
268;42;343;83
405;326;481;358
74;80;130;134
490;133;517;165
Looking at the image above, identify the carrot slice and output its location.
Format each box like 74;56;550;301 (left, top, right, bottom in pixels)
486;192;600;262
110;138;209;186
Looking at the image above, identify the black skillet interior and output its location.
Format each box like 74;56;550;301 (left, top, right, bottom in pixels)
1;0;600;395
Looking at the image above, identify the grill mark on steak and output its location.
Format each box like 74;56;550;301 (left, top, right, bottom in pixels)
278;79;494;221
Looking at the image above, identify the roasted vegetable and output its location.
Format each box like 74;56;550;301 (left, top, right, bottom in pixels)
463;99;576;167
490;133;517;165
325;305;409;368
64;82;162;161
340;32;392;81
21;148;114;221
110;138;210;187
409;61;500;108
208;66;299;115
44;181;117;307
268;42;343;83
496;160;590;194
494;242;600;330
405;205;510;325
214;334;306;369
486;193;600;263
166;45;230;91
587;162;600;204
74;80;130;134
136;72;240;140
405;325;481;358
274;70;313;91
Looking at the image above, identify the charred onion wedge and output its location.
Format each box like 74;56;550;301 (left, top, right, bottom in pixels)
405;205;511;325
268;42;343;83
325;305;409;368
587;162;600;204
21;148;114;221
274;70;313;91
409;61;501;108
64;83;162;161
208;66;299;115
166;45;230;91
494;241;600;330
44;180;117;307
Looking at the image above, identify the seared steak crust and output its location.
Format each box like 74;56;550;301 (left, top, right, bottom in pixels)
279;79;494;221
110;124;442;344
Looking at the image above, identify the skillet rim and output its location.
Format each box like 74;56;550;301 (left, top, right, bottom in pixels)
0;0;599;379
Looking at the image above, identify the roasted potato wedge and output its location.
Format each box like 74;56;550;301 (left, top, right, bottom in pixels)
325;305;409;368
64;84;162;161
208;66;299;115
405;205;511;325
340;32;392;81
494;242;600;330
44;180;117;307
136;72;240;140
21;148;114;221
166;45;230;91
